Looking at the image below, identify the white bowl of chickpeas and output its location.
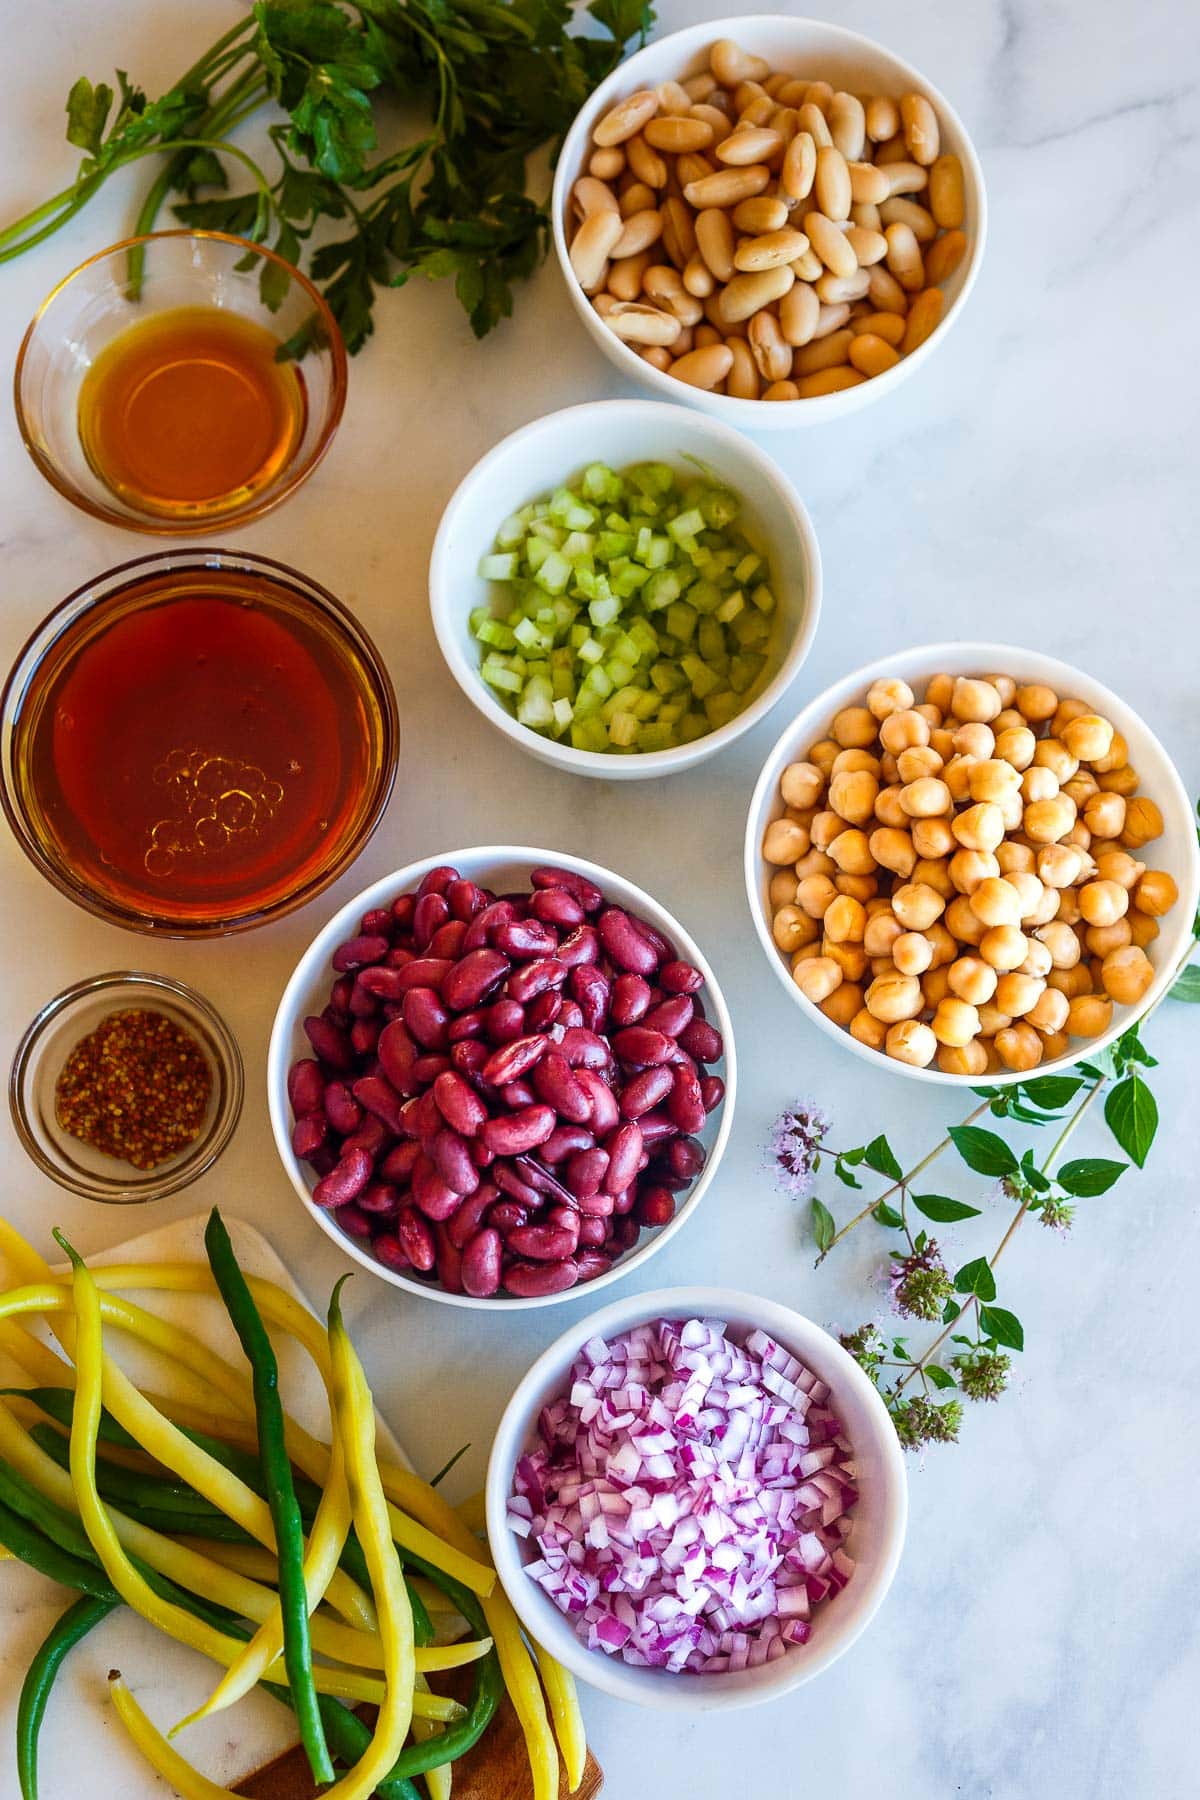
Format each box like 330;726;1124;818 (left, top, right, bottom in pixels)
551;16;986;424
745;645;1200;1082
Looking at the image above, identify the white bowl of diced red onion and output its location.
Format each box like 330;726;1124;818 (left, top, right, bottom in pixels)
486;1287;907;1708
267;849;736;1309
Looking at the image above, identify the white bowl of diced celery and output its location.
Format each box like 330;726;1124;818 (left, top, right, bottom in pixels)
428;400;821;777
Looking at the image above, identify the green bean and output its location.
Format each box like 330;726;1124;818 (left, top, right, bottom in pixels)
380;1554;502;1780
204;1209;332;1785
17;1594;117;1800
0;1493;118;1600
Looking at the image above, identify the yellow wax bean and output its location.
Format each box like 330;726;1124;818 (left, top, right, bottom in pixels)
535;1646;588;1794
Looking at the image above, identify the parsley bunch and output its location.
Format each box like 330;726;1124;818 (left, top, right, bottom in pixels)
0;0;654;350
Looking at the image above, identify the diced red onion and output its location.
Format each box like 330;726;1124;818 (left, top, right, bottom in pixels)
509;1318;858;1673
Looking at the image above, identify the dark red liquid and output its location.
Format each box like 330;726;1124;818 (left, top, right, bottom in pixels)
14;567;391;927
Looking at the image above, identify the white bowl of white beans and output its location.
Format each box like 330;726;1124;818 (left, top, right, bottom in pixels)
744;645;1200;1084
551;16;987;425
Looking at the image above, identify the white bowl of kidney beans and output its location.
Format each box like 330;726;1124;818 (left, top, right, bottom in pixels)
267;848;736;1308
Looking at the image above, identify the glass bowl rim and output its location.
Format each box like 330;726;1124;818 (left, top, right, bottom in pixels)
11;228;349;535
8;968;245;1203
0;545;400;938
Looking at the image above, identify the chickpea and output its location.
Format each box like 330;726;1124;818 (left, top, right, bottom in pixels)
793;956;844;1004
865;969;924;1023
931;996;981;1047
1037;843;1083;888
873;784;908;829
829;769;879;824
1134;869;1177;917
831;705;879;749
924;673;956;712
891;882;946;930
850;1007;888;1051
951;677;1002;724
1078;879;1129;928
953;721;996;761
899;776;952;818
885;1018;938;1067
896;745;944;783
994;725;1036;770
1128;910;1159;950
952;802;1005;854
1023;795;1077;844
911;816;955;859
824;893;867;943
1085;918;1132;958
980;924;1028;971
1028;884;1062;927
879;709;930;754
795;847;836;880
994;1022;1043;1071
913;857;957;898
1091;729;1129;774
773;904;817;952
1062;771;1099;809
832;748;882;777
1038;1029;1071;1060
996;840;1036;876
864;910;904;958
1000;792;1025;832
969;876;1022;928
811;810;845;852
1120;796;1164;849
809;738;840;776
948;955;998;1006
912;704;941;734
1021;765;1060;805
1026;985;1069;1034
1051;697;1089;736
995;971;1045;1017
986;674;1017;707
821;981;865;1027
1018;938;1053;980
1055;891;1082;930
976;1001;1013;1037
828;828;876;875
993;708;1025;734
942;755;978;803
1083;791;1126;839
1062;713;1114;763
938;1037;989;1077
1066;992;1113;1038
763;817;810;864
1033;738;1079;784
1100;945;1154;1006
893;930;934;976
945;894;987;946
797;873;838;918
880;750;901;785
1097;763;1140;796
781;760;826;809
823;938;869;982
921;965;952;1008
870;826;917;879
1064;820;1092;854
867;676;915;719
1015;682;1058;723
769;868;799;907
945;848;993;896
929;727;956;762
1005;870;1045;920
925;921;958;966
835;872;878;903
967;758;1020;806
1034;920;1082;968
1048;964;1093;999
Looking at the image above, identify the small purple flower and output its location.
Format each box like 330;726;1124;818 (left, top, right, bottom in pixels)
888;1240;953;1322
768;1101;831;1201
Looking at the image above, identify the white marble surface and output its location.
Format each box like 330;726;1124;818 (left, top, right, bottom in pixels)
0;1;1197;1795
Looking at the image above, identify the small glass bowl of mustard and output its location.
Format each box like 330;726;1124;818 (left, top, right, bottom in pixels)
9;971;244;1203
13;229;347;533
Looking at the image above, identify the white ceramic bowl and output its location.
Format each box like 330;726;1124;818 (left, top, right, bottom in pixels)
486;1284;907;1709
745;642;1200;1085
551;15;987;429
429;400;820;779
268;848;737;1309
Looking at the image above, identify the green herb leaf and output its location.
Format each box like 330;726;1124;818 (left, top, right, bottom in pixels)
812;1198;835;1254
911;1194;982;1223
943;1301;962;1325
948;1125;1019;1178
1170;964;1200;1003
65;77;115;155
1104;1072;1158;1168
833;1159;862;1190
862;1134;902;1181
1056;1157;1127;1197
1019;1075;1084;1111
978;1305;1024;1350
925;1364;957;1390
872;1200;904;1228
954;1256;997;1302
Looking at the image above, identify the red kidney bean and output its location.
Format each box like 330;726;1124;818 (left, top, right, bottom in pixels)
531;866;603;912
461;900;514;953
577;1214;608;1248
461;1227;503;1297
292;1113;327;1160
566;968;607;1033
448;1010;486;1044
507;959;568;1003
530;886;585;928
503;1259;579;1298
668;1064;706;1135
354;966;407;1002
610;974;652;1026
481;1034;548;1088
636;1108;677;1149
350;1019;381;1057
330;976;355;1014
413;1092;445;1143
312;1148;373;1209
347;979;380;1019
637;1185;676;1228
411;1157;463;1221
543;1123;595;1164
557;1000;585;1031
603;1121;644;1194
435;1224;464;1293
678;1018;723;1063
332;933;390;973
361;905;393;935
450;1040;489;1082
647;1166;687;1192
342;1113;393;1162
660;959;704;994
577;1186;615;1217
430;1127;479;1196
309;1144;337;1177
525;990;562;1032
507;1222;577;1261
357;1180;400;1216
609;1215;641;1250
432;1069;487;1137
492;918;557;960
385;947;415;970
447;878;485;922
288;1059;325;1118
500;1079;536;1109
610;1185;636;1216
575;1250;614;1282
380;1140;421;1184
373;1232;411;1272
412;893;450;951
619;1065;674;1119
576;1069;619;1137
612;1026;673;1067
512;1156;574;1206
351;1075;407;1136
403;988;451;1052
446;1184;496;1249
484;998;525;1045
376;1020;420;1097
303;1015;354;1072
334;1202;373;1238
555;925;600;968
667;1135;706;1180
566;1147;608;1197
487;1198;532;1231
396;1206;437;1271
532;1051;591;1123
700;1075;726;1112
482;1105;555;1155
418;864;459;899
598;908;659;975
471;1137;495;1169
442;948;510;1011
428;920;468;961
558;1026;609;1070
391;892;415;929
412;1054;452;1086
370;957;453;997
645;995;694;1037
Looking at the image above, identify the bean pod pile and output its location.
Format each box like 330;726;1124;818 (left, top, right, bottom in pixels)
288;864;727;1298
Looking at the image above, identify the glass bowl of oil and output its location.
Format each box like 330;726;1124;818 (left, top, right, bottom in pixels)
13;230;347;533
0;550;399;936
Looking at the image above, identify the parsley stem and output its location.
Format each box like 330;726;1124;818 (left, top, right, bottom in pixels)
819;1098;992;1260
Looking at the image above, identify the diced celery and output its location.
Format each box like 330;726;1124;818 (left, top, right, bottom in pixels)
651;659;685;695
657;698;687;725
665;600;697;643
704;689;742;730
577;635;605;665
698;618;726;665
604;658;635;689
610;559;650;597
751;583;777;613
481;657;522;695
637;721;675;752
534;550;571;595
599;530;634;560
715;590;745;625
632;689;660;720
529;517;565;546
525;536;551;573
688;579;722;615
552;696;574;729
581;463;622;504
734;552;761;584
730;652;767;693
477;618;517;650
571;715;609;751
679;710;708;743
479;552;518;581
517;676;555;729
495;513;525;549
681;654;721;700
667;507;705;545
629;462;675;497
700;488;739;529
588;596;621;629
608;710;640;747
